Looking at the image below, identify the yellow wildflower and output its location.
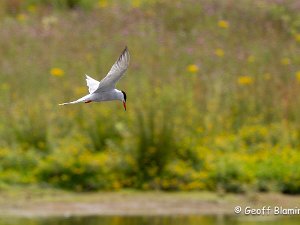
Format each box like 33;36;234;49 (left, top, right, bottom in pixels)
50;68;64;77
247;55;255;63
61;174;69;181
296;71;300;83
131;0;141;8
294;33;300;42
263;73;271;80
27;5;37;13
218;20;229;29
37;141;45;149
281;57;291;65
17;14;27;22
112;181;121;190
186;64;199;73
142;183;150;190
1;83;10;91
214;48;224;57
196;127;203;133
238;75;254;85
97;0;108;8
42;16;58;30
73;168;83;175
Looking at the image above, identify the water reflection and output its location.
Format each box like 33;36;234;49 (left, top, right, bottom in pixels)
1;215;300;225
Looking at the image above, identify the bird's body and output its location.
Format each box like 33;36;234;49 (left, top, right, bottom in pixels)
59;89;124;105
59;47;130;110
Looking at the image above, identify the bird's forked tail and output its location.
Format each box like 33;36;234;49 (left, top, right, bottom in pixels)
59;95;90;106
58;100;79;106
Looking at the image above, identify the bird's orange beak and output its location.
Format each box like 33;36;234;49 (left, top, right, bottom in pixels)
123;101;126;111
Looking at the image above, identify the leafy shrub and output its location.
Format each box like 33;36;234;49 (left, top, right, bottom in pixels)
84;110;123;152
208;154;255;193
0;147;39;184
134;108;175;188
36;142;117;191
6;103;49;152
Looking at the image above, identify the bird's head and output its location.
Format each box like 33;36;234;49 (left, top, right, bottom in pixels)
121;90;127;111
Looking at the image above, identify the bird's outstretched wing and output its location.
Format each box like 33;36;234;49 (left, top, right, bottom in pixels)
94;47;130;93
85;75;100;94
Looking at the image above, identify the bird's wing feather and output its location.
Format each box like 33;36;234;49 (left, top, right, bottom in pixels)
86;75;100;94
94;47;130;93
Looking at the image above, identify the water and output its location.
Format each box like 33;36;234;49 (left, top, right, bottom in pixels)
1;215;300;225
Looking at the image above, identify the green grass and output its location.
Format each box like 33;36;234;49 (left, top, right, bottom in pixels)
0;0;300;193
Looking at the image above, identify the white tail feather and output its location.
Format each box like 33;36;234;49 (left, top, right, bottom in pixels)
58;101;77;106
59;95;90;106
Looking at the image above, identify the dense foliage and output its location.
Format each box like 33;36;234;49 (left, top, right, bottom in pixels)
0;0;300;193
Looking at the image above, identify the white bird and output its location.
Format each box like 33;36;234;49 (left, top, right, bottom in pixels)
59;47;130;111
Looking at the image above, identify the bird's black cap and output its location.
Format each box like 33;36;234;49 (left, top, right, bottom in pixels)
121;90;127;102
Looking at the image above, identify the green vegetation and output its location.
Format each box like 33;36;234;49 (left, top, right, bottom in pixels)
0;0;300;194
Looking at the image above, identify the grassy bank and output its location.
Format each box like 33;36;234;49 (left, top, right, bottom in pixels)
0;0;300;193
1;186;300;216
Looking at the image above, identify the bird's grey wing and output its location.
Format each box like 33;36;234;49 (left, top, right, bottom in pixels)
85;74;100;94
94;47;130;93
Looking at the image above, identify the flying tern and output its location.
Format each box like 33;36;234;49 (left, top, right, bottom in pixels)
59;47;130;111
